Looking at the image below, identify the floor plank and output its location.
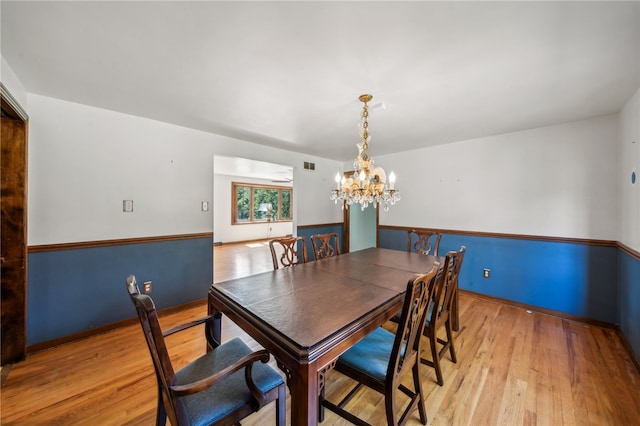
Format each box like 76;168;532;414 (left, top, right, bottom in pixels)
2;241;639;425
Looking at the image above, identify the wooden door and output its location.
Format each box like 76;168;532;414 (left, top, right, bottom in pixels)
1;99;28;364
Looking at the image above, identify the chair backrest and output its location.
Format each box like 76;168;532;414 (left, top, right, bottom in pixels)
388;263;440;380
126;275;185;425
407;229;442;256
430;246;466;326
269;236;308;269
310;232;341;260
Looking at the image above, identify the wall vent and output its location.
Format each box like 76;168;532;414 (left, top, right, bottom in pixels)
303;161;315;170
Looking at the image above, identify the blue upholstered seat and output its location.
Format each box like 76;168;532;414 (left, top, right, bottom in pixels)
337;327;395;383
176;337;284;426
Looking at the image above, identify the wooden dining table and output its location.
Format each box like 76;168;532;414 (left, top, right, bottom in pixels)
206;247;444;426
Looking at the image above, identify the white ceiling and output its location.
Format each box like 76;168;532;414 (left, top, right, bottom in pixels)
2;1;639;162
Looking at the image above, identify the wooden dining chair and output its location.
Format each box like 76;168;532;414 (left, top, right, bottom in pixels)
126;275;286;426
407;229;442;256
269;236;308;269
421;245;466;386
310;232;341;260
320;263;440;426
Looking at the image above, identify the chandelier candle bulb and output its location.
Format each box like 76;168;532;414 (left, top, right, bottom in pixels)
335;172;341;190
389;172;396;190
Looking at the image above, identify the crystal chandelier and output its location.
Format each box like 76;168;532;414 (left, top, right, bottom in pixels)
330;94;400;211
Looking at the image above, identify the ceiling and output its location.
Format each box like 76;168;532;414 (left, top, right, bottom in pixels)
2;1;639;162
214;156;293;181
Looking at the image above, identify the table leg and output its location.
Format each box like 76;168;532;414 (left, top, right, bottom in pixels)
205;302;222;351
285;361;318;426
317;359;337;422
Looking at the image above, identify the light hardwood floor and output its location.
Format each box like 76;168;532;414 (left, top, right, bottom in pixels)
2;241;639;425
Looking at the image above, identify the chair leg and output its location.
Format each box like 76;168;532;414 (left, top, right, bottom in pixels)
429;334;444;386
420;330;445;386
384;390;398;426
412;364;428;425
445;320;457;363
430;332;444;386
276;384;286;426
156;391;167;426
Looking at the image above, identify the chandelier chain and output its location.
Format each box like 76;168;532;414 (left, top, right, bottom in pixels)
361;100;369;158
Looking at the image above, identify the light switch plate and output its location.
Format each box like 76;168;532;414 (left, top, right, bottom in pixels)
123;200;134;212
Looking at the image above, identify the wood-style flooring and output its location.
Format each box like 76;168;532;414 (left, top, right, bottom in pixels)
2;241;639;425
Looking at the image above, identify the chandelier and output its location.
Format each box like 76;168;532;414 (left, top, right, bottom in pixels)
330;94;400;211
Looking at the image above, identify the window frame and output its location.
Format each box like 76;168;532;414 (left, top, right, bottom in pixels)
232;182;293;225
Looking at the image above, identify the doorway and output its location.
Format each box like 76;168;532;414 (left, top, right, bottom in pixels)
348;205;378;251
212;156;295;280
341;171;379;253
1;89;28;364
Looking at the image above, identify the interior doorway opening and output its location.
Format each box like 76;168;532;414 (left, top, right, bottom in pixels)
340;171;379;253
212;156;295;279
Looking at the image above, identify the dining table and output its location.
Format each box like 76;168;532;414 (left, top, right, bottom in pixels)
206;247;444;426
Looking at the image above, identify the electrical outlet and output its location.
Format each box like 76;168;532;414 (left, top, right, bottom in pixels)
483;268;491;279
143;281;152;293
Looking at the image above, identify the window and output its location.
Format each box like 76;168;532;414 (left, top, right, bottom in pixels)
232;182;293;224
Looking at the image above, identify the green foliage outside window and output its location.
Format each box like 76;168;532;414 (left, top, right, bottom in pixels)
281;190;291;219
232;183;292;224
253;188;279;220
236;186;250;221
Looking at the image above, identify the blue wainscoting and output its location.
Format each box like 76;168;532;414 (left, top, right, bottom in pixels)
297;223;344;261
618;249;640;361
379;228;618;324
27;236;213;346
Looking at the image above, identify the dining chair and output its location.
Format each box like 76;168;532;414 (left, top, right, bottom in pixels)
310;232;341;260
388;229;442;325
421;245;466;386
269;236;308;269
320;263;440;426
126;275;286;426
407;229;442;256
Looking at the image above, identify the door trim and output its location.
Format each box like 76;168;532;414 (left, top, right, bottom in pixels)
0;83;28;120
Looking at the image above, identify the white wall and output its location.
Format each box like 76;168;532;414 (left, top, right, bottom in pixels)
373;114;619;240
22;91;631;245
619;88;640;251
27;94;342;245
213;174;293;243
